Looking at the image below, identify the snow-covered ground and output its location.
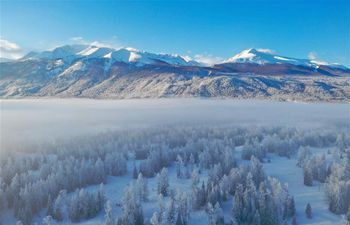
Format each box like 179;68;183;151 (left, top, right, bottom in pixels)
1;99;348;225
264;153;342;225
5;147;341;225
16;150;342;225
24;162;213;225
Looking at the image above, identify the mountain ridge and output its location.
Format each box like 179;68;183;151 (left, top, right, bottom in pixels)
1;44;349;102
19;45;349;70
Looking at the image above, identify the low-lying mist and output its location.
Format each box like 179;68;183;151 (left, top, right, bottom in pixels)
1;98;349;153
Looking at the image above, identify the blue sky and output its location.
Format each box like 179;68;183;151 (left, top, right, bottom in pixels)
1;0;349;65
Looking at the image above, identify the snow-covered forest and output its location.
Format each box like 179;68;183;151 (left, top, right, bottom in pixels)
0;99;349;225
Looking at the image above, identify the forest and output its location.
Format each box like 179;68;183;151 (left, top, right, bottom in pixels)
1;123;349;225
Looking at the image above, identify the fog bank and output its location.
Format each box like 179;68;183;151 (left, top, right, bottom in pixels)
1;99;349;152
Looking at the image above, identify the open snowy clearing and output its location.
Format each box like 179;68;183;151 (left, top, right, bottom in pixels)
264;152;343;225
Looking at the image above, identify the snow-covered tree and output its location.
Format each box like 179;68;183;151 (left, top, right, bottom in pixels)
346;206;350;225
136;173;149;201
157;168;169;197
167;197;176;225
119;185;144;225
207;202;224;225
150;212;160;225
52;190;66;221
303;166;313;186
233;184;244;224
104;201;115;225
42;216;53;225
133;165;139;179
305;203;312;219
176;191;190;225
252;211;261;225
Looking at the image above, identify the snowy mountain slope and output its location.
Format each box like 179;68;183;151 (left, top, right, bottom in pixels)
22;44;88;60
1;45;350;101
224;48;310;66
223;48;347;69
215;49;350;77
1;61;349;101
21;45;199;67
77;46;114;58
0;58;15;63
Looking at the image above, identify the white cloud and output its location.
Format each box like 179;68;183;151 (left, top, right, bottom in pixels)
308;51;318;60
0;38;23;59
193;54;223;66
70;36;84;42
257;48;274;54
307;51;329;64
69;36;120;49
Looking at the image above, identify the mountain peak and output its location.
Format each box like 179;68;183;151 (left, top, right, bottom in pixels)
22;44;88;60
245;48;261;54
222;48;349;70
225;48;276;64
238;48;273;56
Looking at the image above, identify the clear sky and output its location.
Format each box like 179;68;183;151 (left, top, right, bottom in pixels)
0;0;349;65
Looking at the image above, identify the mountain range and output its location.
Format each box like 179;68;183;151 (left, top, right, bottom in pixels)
1;45;349;102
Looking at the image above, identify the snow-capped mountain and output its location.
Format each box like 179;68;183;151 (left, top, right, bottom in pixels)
104;47;200;66
214;48;350;77
224;48;309;65
1;45;349;101
223;48;346;69
22;45;200;66
20;45;348;70
0;57;15;63
22;44;88;60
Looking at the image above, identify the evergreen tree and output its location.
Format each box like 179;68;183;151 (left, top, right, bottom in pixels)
214;202;225;225
167;197;176;225
42;216;52;225
305;203;312;219
250;156;265;186
252;211;261;225
53;190;66;221
158;194;166;225
189;153;195;172
0;180;6;212
47;194;53;216
177;191;189;225
283;195;296;219
289;197;296;218
233;184;244;224
150;212;160;225
136;173;148;201
121;185;144;225
9;174;21;208
105;201;115;225
303;166;313;186
157;168;169;196
291;216;297;225
176;155;184;179
257;182;270;225
133;165;139;179
175;212;184;225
